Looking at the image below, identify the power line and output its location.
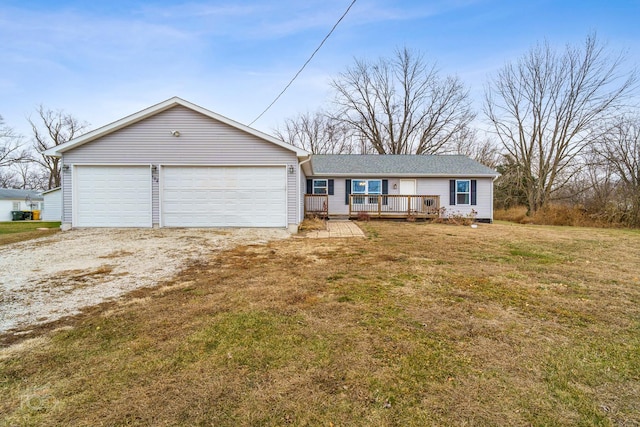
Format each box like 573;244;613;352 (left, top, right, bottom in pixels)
248;0;357;126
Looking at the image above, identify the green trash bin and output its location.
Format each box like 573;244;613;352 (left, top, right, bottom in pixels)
11;211;22;221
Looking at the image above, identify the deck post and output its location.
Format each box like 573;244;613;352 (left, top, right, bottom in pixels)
378;196;381;217
408;195;412;216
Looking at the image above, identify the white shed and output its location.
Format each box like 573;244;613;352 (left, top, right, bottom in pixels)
42;187;62;221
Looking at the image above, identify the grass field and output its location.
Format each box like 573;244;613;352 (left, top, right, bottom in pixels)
0;221;60;245
1;221;639;425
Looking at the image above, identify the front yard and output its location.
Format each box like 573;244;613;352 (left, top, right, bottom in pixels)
0;221;60;245
1;222;639;425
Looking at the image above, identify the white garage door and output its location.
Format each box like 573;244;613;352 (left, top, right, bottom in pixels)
75;166;152;227
162;166;286;227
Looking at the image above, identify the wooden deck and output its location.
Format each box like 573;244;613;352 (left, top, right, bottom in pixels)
304;195;440;219
348;194;440;219
304;194;329;218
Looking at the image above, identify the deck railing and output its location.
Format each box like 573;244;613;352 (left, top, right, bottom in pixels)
304;194;440;219
304;194;328;217
349;194;440;218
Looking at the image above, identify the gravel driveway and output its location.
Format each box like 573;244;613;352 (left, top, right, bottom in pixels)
0;228;290;334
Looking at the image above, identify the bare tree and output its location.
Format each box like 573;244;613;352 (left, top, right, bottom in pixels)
485;34;637;215
274;110;356;154
11;160;49;190
567;150;617;212
330;47;475;155
29;106;89;190
448;128;502;168
0;115;29;168
0;167;20;188
598;115;640;226
494;155;529;209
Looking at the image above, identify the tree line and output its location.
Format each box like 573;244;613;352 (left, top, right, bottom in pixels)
2;34;638;226
0;106;88;191
275;34;639;227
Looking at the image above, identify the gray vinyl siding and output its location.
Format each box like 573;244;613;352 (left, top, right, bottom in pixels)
287;169;297;226
300;169;307;222
62;164;72;223
61;106;299;227
315;176;494;221
151;166;160;225
418;177;494;221
63;106;295;165
42;190;62;221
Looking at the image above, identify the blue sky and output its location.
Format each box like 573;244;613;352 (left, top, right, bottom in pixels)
1;0;639;140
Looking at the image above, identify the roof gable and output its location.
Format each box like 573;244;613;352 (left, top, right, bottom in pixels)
308;154;499;177
43;97;308;158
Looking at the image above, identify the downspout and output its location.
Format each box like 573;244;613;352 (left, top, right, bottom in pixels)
491;174;499;223
298;156;312;224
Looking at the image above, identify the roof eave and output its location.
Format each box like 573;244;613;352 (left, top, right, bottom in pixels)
308;172;500;178
42;187;62;194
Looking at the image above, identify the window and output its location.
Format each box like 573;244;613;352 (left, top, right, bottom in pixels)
313;179;327;195
12;202;20;210
307;179;333;195
456;180;471;205
352;179;381;204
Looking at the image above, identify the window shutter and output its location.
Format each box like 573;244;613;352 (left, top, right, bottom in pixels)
345;179;351;205
328;179;334;196
449;180;456;205
382;179;388;205
306;179;312;194
471;180;477;206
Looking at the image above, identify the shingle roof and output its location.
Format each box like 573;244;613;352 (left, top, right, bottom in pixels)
0;189;44;201
310;155;499;177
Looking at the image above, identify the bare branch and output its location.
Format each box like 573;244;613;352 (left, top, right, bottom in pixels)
28;106;89;190
597;114;640;225
330;47;475;154
274;110;357;154
484;33;637;214
0;115;30;168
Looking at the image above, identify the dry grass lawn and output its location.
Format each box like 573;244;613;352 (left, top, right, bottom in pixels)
0;221;60;246
1;221;639;426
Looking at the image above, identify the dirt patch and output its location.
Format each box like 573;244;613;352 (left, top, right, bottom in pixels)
0;228;289;335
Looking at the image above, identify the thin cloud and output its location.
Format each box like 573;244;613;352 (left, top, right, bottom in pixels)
133;1;362;40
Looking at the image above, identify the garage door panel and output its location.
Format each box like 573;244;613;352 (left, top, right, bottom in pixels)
162;166;286;227
76;166;152;227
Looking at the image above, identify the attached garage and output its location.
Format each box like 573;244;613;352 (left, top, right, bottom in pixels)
74;166;152;227
43;97;308;231
161;166;286;227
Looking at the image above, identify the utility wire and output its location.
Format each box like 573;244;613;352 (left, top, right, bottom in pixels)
248;0;357;126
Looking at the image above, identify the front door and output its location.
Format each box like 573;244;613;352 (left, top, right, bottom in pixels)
399;179;416;195
399;179;417;212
